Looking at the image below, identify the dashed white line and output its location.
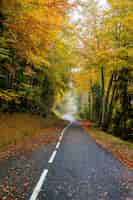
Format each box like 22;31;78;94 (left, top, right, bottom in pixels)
60;122;71;138
61;131;64;137
52;123;72;160
29;122;72;200
48;150;57;163
58;123;71;141
29;169;48;200
59;135;63;142
56;141;61;149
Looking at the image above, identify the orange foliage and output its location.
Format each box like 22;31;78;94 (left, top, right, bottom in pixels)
5;0;70;65
72;69;99;92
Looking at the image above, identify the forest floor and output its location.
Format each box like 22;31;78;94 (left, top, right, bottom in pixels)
0;113;67;161
81;122;133;170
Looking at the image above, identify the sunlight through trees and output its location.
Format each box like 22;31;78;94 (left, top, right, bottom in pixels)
0;0;133;140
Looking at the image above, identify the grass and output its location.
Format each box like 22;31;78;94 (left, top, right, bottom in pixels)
0;113;66;152
84;126;133;169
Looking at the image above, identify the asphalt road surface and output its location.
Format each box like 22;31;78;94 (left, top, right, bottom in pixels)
0;123;133;200
30;123;133;200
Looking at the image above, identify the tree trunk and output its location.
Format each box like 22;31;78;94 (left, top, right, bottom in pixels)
90;92;93;121
105;73;119;130
99;66;105;127
120;68;129;139
101;72;114;129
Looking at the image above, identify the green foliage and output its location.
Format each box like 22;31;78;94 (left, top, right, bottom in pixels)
0;1;71;116
79;105;90;120
75;0;133;140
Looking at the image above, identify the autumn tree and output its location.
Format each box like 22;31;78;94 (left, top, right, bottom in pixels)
72;0;133;139
0;0;72;115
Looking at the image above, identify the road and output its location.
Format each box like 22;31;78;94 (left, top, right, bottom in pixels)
0;123;133;200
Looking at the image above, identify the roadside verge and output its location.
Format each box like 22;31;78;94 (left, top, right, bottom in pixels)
0;113;67;161
80;121;133;170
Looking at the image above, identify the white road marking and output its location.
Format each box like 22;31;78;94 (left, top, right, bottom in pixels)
29;122;72;200
59;135;63;142
61;131;64;137
29;169;48;200
61;122;72;137
48;150;57;163
56;141;60;149
58;123;71;141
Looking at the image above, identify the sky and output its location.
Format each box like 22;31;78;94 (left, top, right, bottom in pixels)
69;0;108;23
98;0;108;8
69;0;108;7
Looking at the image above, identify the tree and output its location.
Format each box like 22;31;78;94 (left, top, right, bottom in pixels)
72;0;133;139
0;0;72;116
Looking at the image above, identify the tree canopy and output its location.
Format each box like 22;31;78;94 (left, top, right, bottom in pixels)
0;0;132;140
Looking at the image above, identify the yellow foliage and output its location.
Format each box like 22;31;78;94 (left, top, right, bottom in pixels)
0;90;20;103
5;0;68;66
72;69;99;92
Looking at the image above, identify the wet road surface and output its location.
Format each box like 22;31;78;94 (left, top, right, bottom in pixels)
0;123;133;200
34;123;133;200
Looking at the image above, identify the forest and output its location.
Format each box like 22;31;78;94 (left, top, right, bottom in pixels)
0;0;133;140
72;0;133;140
0;0;74;116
